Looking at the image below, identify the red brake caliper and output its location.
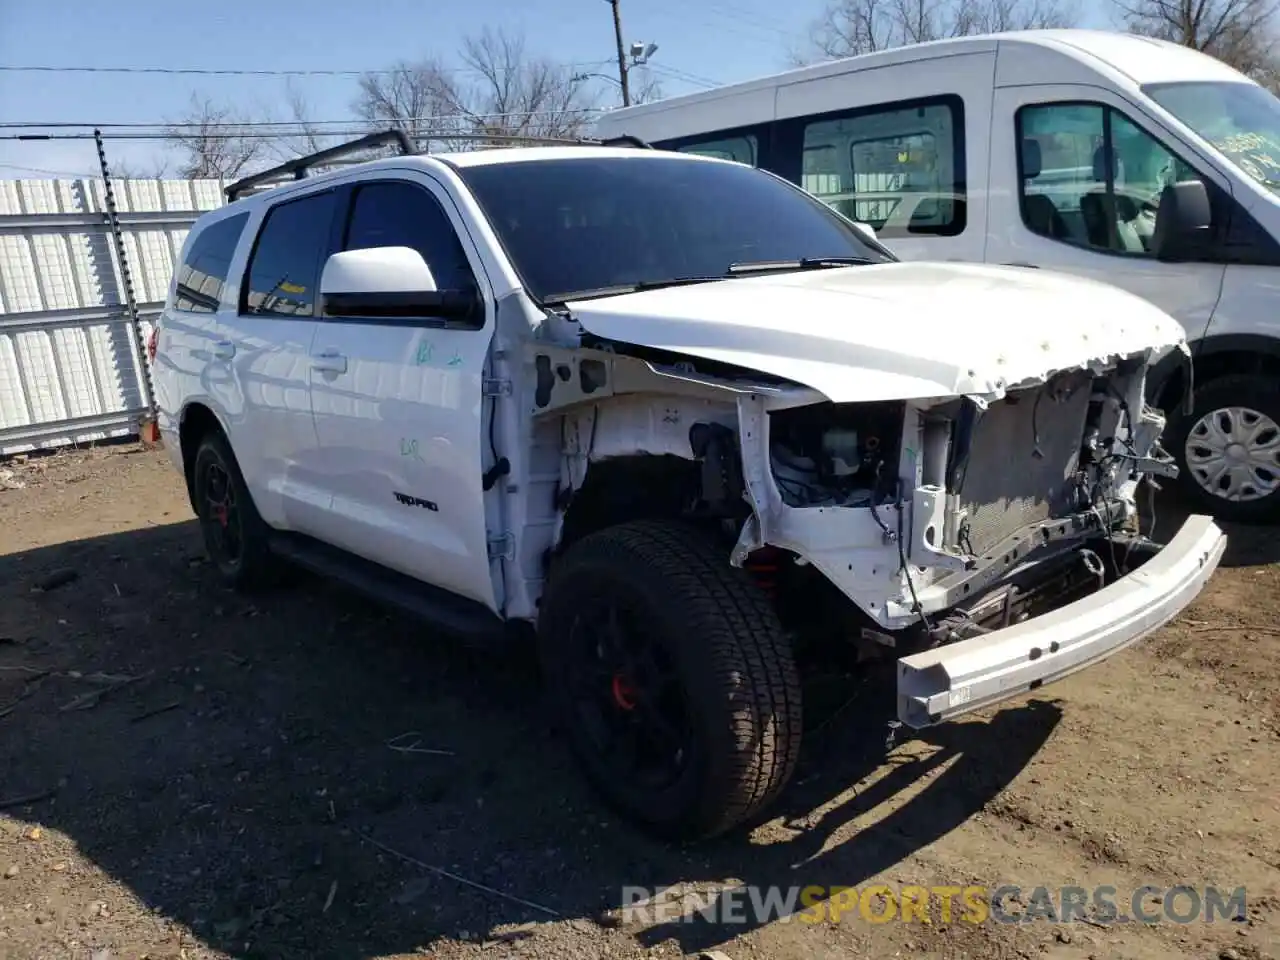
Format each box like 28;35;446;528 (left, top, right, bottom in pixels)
611;674;637;711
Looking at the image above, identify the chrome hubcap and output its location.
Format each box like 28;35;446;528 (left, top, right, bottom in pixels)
1185;405;1280;502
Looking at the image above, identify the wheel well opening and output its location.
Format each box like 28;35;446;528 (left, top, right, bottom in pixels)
1158;348;1280;413
179;404;222;508
556;455;702;554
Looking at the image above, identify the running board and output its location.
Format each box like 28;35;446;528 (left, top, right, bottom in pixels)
267;532;504;642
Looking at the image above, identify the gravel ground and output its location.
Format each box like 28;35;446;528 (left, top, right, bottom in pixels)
0;442;1276;960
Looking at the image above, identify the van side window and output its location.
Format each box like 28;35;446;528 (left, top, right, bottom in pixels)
675;135;758;165
174;213;248;313
342;181;477;297
799;97;965;238
242;191;338;317
1017;102;1208;257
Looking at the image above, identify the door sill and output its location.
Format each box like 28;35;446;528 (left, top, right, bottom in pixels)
268;531;505;642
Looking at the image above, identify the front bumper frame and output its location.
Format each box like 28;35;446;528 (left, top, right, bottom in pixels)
896;513;1226;728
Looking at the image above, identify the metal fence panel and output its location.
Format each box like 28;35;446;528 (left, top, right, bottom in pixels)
0;176;225;454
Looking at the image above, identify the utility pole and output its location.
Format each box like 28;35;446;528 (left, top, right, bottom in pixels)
607;0;632;106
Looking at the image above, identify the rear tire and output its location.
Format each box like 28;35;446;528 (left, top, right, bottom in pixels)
1166;374;1280;523
538;519;802;840
191;431;276;589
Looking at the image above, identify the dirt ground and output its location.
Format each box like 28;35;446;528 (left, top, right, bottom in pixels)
0;442;1276;960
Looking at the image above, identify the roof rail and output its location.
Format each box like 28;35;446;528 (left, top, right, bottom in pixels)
224;128;414;202
223;128;656;202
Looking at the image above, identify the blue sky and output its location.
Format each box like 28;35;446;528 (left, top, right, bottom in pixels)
0;0;1110;178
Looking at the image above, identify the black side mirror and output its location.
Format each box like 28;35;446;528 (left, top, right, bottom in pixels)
1152;180;1212;261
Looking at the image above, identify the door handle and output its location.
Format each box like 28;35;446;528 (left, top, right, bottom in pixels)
1000;261;1040;269
311;350;348;374
212;339;236;360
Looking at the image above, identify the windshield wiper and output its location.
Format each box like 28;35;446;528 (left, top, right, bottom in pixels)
543;276;727;304
726;256;876;274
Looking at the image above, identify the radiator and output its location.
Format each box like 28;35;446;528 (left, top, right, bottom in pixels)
955;377;1092;555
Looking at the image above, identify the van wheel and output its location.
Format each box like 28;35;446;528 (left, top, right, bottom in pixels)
192;432;276;588
537;520;802;840
1167;374;1280;523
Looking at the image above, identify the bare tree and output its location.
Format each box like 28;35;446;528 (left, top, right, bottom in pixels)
1114;0;1279;78
109;157;172;179
355;27;601;150
795;0;1077;62
165;94;265;179
260;79;339;163
628;66;666;105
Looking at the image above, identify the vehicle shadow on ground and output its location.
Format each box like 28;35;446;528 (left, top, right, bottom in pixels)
1149;487;1280;568
0;520;1059;958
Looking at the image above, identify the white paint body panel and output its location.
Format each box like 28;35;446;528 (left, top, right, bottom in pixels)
304;169;495;609
567;262;1186;402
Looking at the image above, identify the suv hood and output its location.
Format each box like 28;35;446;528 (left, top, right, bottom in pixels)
565;262;1186;402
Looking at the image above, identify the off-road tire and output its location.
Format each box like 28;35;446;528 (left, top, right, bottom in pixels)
538;519;803;840
191;431;276;589
1166;374;1280;524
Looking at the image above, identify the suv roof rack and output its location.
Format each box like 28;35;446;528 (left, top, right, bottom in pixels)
225;129;415;202
224;128;655;202
599;134;653;149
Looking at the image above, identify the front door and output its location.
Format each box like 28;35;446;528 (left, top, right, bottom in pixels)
307;174;497;610
986;85;1227;343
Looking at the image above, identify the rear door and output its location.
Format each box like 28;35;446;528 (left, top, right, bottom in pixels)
217;188;340;533
986;85;1227;340
306;174;497;610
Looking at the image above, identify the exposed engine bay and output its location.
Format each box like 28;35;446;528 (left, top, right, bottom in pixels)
769;400;903;509
748;357;1179;650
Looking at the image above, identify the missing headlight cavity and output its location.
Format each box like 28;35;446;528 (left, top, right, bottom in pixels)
769;401;903;508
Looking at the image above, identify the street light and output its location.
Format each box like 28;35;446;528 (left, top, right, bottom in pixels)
605;0;658;106
630;42;658;64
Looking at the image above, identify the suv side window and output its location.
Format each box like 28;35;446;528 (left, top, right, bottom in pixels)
174;212;248;313
1017;102;1206;256
241;190;338;317
343;181;477;296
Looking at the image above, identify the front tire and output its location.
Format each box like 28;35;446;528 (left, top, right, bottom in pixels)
1167;374;1280;523
191;431;275;589
538;520;802;840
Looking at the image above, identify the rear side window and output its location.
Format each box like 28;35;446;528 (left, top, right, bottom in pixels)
343;181;477;293
242;191;338;317
174;213;247;313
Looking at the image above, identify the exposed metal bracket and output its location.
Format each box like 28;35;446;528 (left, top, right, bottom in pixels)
482;378;512;397
487;533;515;561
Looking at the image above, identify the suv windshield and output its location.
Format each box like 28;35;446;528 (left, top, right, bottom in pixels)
1144;80;1280;193
454;154;894;303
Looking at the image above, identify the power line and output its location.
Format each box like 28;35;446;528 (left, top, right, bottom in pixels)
0;162;101;177
2;127;610;143
647;64;721;89
0;109;607;132
0;60;617;79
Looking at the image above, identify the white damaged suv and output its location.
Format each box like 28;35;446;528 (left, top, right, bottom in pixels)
152;134;1227;839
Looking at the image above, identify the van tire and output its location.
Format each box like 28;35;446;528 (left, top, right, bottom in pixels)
537;519;802;840
1167;374;1280;523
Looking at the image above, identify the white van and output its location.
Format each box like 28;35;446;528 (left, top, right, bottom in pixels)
592;29;1280;522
